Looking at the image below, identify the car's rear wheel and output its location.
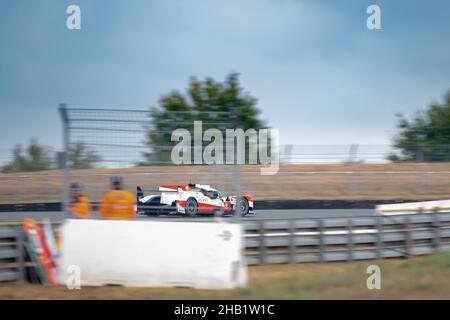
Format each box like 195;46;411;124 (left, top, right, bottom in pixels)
185;198;198;216
235;198;249;216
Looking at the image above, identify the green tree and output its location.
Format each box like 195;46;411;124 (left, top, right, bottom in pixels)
2;140;52;173
389;90;450;162
141;73;266;165
69;142;101;169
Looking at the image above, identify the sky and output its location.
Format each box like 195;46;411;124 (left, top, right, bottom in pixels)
1;0;450;156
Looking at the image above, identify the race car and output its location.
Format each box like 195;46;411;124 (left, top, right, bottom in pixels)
136;183;254;217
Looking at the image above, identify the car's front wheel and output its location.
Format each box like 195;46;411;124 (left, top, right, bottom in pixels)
185;198;198;216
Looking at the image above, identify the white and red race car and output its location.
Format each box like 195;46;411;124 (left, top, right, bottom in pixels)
136;183;254;217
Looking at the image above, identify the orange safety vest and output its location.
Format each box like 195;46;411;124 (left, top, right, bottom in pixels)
68;196;92;219
99;190;135;220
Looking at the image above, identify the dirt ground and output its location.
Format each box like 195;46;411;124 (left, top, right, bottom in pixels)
1;252;450;299
1;163;450;203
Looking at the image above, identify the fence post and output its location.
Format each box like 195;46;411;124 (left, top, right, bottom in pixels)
59;104;70;214
231;106;244;224
348;144;359;194
282;144;293;165
347;219;353;262
415;146;424;195
288;220;295;263
283;144;293;191
14;176;22;204
318;220;325;263
376;215;383;260
259;221;266;265
219;164;225;196
404;216;412;258
16;226;25;282
387;170;393;194
432;213;441;253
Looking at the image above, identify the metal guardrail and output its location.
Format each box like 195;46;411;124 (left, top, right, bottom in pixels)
243;213;450;265
1;213;449;282
0;225;24;282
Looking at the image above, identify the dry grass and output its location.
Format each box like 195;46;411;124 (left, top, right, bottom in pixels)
1;252;450;299
0;163;450;203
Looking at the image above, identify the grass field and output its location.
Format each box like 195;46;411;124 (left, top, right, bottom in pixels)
1;163;450;203
1;252;450;299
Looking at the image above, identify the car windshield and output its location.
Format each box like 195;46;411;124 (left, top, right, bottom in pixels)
201;189;219;199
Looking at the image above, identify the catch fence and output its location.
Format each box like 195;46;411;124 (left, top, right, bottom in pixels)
0;106;450;204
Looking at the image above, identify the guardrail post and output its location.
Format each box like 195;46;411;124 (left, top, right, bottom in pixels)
432;213;441;253
16;226;25;282
288;220;295;263
318;220;325;263
376;216;383;260
347;219;353;262
259;221;266;265
404;216;412;258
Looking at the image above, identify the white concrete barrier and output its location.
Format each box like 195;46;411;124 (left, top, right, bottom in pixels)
376;199;450;215
60;219;247;289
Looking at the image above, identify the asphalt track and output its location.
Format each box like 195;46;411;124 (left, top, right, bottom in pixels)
0;208;375;223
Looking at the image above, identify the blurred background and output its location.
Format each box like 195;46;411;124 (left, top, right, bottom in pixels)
0;0;449;203
1;0;450;299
